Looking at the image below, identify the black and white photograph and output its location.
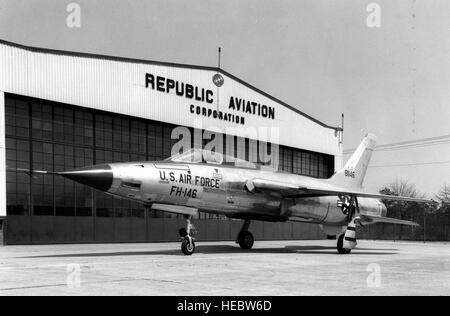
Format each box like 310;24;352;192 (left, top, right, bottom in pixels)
0;0;449;299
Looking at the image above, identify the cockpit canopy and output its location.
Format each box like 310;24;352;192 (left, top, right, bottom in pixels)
168;148;257;169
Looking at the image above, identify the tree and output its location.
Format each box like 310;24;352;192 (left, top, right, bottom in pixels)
435;184;450;217
379;179;425;213
435;184;450;205
379;180;427;240
380;179;422;199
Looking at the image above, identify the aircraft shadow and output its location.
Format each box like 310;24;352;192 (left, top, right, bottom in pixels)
21;244;396;258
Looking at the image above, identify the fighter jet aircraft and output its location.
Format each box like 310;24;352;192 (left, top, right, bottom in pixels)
21;134;431;255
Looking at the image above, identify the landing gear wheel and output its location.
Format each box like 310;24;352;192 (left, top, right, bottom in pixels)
181;237;195;255
238;231;254;250
337;234;351;254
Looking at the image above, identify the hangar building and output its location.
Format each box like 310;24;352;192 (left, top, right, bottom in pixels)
0;39;342;245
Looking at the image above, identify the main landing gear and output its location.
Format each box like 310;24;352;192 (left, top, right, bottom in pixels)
337;195;361;255
179;217;255;255
236;220;254;250
337;233;352;254
179;215;197;255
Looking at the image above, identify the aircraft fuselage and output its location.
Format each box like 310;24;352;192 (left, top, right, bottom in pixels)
103;161;385;227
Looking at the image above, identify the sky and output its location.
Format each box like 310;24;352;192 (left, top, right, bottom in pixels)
0;0;449;197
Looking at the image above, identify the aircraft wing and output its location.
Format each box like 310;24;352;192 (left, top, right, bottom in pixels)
246;178;433;203
298;188;432;203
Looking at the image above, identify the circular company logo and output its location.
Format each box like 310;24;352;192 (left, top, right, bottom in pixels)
212;73;224;87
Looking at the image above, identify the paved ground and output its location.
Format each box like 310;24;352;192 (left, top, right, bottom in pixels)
0;240;449;296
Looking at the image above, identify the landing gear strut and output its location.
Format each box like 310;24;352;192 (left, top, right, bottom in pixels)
337;195;360;255
236;220;254;250
179;215;197;255
337;233;351;254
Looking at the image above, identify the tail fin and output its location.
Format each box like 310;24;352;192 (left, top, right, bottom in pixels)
329;133;376;189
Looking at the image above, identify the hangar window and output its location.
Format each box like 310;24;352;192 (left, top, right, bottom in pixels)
96;192;114;217
148;123;164;161
130;121;147;155
113;117;130;152
292;151;301;174
280;147;293;173
31;103;53;141
310;154;319;177
75;110;93;146
301;152;310;175
5;137;30;215
54;107;74;144
95;114;113;149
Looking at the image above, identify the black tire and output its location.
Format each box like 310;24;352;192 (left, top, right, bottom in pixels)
238;231;254;250
337;234;351;254
181;238;195;255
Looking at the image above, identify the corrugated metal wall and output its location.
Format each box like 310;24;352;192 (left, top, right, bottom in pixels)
0;41;342;158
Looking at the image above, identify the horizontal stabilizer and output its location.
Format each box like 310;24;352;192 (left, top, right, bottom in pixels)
303;188;434;204
360;214;419;226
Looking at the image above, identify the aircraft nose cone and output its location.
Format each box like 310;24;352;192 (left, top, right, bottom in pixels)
58;164;113;192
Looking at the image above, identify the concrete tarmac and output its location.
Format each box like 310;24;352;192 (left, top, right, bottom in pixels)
0;240;449;296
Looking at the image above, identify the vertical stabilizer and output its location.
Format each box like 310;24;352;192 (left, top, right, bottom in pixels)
328;133;376;189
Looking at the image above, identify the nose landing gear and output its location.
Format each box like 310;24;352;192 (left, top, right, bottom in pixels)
236;220;254;250
179;215;197;255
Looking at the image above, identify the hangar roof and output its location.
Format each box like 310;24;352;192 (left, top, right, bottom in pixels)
0;38;340;131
